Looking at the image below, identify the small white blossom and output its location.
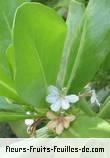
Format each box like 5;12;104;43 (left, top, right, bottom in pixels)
46;85;79;112
90;90;100;106
26;111;31;115
85;84;100;106
25;119;34;126
25;111;34;126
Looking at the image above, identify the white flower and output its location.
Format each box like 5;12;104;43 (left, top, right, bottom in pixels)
90;90;100;106
26;111;31;115
25;119;34;126
25;111;34;126
85;84;100;106
46;85;79;112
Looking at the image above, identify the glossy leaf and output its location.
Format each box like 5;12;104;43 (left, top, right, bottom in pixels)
61;116;110;138
0;48;16;101
6;45;15;79
57;0;85;88
102;52;110;71
0;53;23;103
0;0;30;54
0;97;25;112
0;66;21;101
9;121;28;137
14;3;66;106
53;0;71;8
0;0;30;101
76;99;95;116
66;0;110;93
99;96;110;119
0;112;36;121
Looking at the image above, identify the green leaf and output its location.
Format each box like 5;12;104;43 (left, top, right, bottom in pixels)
3;46;23;103
57;0;85;88
0;56;24;103
76;99;95;116
102;52;110;71
0;112;36;122
0;65;22;101
6;45;15;79
67;0;110;93
13;3;66;106
0;97;25;112
99;96;110;119
0;0;30;101
9;121;28;137
53;0;71;8
0;0;30;54
61;116;110;138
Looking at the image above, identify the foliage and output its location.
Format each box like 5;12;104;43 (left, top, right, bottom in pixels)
0;0;110;138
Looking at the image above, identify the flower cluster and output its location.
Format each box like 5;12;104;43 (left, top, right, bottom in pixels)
45;86;79;135
45;85;100;135
24;84;100;136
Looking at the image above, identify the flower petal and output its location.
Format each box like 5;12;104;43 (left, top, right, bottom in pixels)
90;90;97;104
56;122;64;135
65;115;76;122
25;119;34;126
89;90;100;106
96;99;100;106
46;112;57;120
90;95;100;106
50;101;61;112
47;120;57;129
90;95;96;104
26;111;31;115
63;119;70;129
65;95;79;103
46;95;57;104
61;98;70;110
48;85;59;95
